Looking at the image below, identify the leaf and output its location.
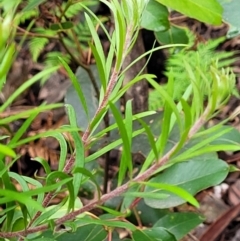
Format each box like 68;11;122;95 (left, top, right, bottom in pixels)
50;21;74;31
128;199;170;227
85;14;107;90
154;213;204;240
144;158;229;208
29;37;49;62
141;0;170;31
22;0;47;12
56;224;107;241
0;189;44;211
156;0;223;25
65;65;99;131
0;144;16;158
132;227;176;241
65;105;85;200
109;102;133;185
220;0;240;38
141;182;199;207
59;57;88;118
155;25;189;45
0;66;58;112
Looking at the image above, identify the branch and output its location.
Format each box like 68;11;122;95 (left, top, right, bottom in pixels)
0;107;209;239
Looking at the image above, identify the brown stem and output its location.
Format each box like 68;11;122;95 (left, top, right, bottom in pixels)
0;107;208;238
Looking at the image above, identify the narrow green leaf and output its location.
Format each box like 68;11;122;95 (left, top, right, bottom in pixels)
85;14;106;90
46;171;74;211
0;144;16;158
47;133;67;172
32;158;51;175
86;128;144;162
73;167;101;199
136;118;159;161
109;102;132;185
0;66;58;112
9;112;38;145
0;189;44;211
89;42;107;92
0;103;63;126
66;105;85;200
9;126;79;149
141;182;199;207
32;198;67;226
148;78;183;133
122;191;169;200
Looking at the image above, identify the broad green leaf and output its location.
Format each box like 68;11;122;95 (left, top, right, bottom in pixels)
144;158;228;208
132;227;176;241
219;0;240;38
59;57;88;118
155;25;189;45
154;213;204;240
65;65;99;131
128;199;169;227
56;224;107;241
50;21;74;30
141;0;170;31
210;126;240;145
79;217;136;231
156;0;223;25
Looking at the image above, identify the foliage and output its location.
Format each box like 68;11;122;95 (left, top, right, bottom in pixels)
0;0;240;241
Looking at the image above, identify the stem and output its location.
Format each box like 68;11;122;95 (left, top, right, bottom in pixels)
16;26;59;39
0;108;208;238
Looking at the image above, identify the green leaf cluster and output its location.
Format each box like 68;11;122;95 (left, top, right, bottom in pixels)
1;0;240;241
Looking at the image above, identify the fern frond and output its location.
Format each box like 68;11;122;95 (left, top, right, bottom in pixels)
29;37;49;62
45;51;71;67
165;37;238;100
63;1;99;18
149;89;164;110
18;9;39;24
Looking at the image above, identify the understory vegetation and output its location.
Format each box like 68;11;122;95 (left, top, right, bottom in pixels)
0;0;240;240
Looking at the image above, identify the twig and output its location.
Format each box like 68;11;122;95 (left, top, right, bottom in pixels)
0;106;209;238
